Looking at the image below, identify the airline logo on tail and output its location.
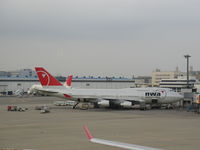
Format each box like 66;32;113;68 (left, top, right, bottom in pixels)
35;67;62;86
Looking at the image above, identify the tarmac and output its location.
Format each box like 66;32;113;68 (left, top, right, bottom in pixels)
0;96;200;150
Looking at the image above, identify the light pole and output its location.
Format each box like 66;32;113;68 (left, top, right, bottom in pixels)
184;54;191;88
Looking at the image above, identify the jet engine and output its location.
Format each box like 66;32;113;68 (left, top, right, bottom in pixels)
97;99;110;107
120;101;132;108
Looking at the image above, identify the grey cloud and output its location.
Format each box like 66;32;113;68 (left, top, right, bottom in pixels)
0;0;200;76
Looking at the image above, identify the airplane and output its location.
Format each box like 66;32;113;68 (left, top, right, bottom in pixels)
83;125;164;150
33;67;183;109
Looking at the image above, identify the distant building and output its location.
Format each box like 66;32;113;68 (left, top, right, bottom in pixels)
159;77;196;92
0;71;11;77
152;68;183;87
152;70;176;87
190;70;200;81
134;76;152;87
0;79;38;95
56;76;136;89
10;69;37;78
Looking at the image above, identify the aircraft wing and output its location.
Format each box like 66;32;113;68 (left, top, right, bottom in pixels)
72;95;145;103
83;125;164;150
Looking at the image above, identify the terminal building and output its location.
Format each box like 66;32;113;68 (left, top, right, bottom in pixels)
0;69;135;95
134;76;152;87
152;68;183;87
159;77;196;92
57;76;135;89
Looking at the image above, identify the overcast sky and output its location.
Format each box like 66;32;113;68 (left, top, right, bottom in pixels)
0;0;200;77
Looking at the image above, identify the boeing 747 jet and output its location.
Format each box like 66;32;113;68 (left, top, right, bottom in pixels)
30;67;183;109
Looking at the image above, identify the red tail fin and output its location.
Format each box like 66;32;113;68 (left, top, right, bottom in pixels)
66;75;73;86
35;67;63;86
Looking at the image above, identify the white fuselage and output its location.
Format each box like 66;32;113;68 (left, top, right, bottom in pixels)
33;86;183;105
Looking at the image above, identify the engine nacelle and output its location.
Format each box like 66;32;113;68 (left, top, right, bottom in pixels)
120;101;132;108
97;100;110;107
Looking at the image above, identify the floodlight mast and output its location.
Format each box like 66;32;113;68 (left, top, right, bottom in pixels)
184;54;191;88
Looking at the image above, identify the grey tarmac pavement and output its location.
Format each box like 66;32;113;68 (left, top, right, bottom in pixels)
0;96;200;150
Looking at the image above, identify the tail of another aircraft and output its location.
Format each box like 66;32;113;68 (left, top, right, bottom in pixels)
66;75;73;86
64;75;73;87
35;67;63;86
